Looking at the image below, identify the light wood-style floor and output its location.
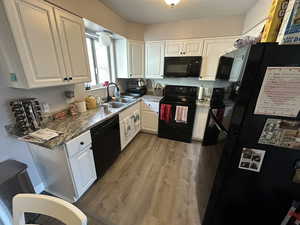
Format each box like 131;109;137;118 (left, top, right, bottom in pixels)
36;133;222;225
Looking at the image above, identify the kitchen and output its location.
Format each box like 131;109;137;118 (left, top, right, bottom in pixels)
1;0;299;225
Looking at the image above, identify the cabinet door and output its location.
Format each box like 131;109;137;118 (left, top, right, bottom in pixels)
145;41;164;79
165;40;184;57
55;8;91;83
119;120;126;150
184;39;203;56
128;40;144;78
192;106;209;140
133;109;141;133
201;38;236;80
114;38;129;78
141;111;159;133
69;147;97;197
3;0;66;88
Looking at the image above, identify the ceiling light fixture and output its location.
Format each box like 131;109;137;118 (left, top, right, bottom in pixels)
164;0;181;7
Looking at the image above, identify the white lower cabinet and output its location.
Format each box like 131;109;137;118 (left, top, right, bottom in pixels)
29;130;96;202
69;146;96;197
193;106;209;141
141;111;159;133
141;100;159;134
119;102;141;150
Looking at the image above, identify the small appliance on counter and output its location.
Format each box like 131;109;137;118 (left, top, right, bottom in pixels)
10;98;43;135
158;85;198;143
126;79;147;97
85;96;97;110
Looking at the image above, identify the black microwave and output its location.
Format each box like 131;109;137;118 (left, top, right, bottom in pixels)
164;56;202;78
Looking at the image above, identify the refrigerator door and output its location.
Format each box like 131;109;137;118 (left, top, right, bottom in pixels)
203;44;300;225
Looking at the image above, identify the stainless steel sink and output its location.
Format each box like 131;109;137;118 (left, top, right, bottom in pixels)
118;98;135;103
109;102;126;108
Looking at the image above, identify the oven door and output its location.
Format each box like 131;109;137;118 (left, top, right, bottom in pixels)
158;98;197;143
164;56;202;77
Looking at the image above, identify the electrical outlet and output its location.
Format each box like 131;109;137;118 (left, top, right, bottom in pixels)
42;103;50;113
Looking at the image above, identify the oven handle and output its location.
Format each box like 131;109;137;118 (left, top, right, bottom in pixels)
187;63;192;74
209;108;229;135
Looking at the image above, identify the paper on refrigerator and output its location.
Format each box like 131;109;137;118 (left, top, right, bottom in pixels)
254;67;300;117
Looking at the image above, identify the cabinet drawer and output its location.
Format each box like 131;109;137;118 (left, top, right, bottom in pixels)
65;130;92;158
142;101;159;113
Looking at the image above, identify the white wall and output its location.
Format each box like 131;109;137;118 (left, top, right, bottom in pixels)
0;70;68;190
242;0;272;36
46;0;145;41
144;15;244;41
0;67;108;191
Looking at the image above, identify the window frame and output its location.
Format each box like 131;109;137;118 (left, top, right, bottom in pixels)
85;32;113;90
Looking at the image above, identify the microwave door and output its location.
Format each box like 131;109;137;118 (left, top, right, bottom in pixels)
165;63;189;77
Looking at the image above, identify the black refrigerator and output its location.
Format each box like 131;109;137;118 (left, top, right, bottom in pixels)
203;43;300;225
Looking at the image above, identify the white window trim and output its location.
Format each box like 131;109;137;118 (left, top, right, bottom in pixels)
85;32;114;91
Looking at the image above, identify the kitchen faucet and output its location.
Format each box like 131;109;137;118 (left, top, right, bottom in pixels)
106;82;120;102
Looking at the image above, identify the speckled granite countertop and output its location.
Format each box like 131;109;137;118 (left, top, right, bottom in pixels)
19;95;164;149
142;95;163;102
14;98;142;149
9;95;207;149
45;98;145;149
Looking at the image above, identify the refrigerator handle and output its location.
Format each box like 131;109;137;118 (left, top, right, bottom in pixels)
209;108;229;135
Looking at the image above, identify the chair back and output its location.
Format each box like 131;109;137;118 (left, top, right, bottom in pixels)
13;194;87;225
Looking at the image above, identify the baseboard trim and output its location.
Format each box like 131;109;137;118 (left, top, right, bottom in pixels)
141;130;158;135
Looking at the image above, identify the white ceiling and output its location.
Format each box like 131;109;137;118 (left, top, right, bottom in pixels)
99;0;258;24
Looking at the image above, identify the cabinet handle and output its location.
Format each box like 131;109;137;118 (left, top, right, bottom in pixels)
80;142;84;145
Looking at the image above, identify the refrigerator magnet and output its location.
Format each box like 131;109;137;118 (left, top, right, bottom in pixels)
238;148;266;172
259;118;300;150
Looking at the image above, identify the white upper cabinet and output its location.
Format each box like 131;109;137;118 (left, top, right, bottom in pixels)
165;39;203;57
114;39;128;79
183;39;204;56
145;41;164;79
165;40;184;57
201;37;237;80
54;8;91;84
115;39;144;78
128;40;144;78
1;0;66;88
0;0;90;89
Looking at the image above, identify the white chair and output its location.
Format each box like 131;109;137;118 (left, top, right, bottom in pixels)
13;194;87;225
